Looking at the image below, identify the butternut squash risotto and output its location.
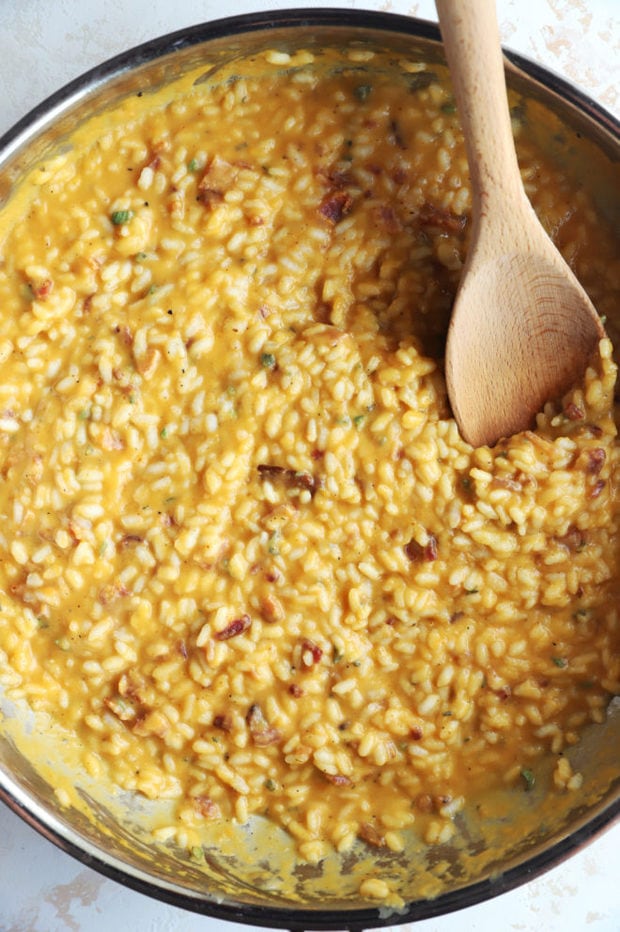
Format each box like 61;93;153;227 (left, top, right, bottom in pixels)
0;46;618;875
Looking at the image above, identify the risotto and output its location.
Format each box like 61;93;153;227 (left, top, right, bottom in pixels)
0;45;618;883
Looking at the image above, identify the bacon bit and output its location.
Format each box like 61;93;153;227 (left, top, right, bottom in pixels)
590;479;606;498
288;683;303;697
389;119;407;150
114;324;133;346
264;569;281;583
416;794;433;813
247;703;281;746
319;189;354;224
257;464;321;497
405;534;438;563
323;772;353;787
31;278;53;300
311;448;324;461
259;594;285;624
9;577;31;604
418;201;467;235
213;713;232;731
135;346;161;378
374;204;402;234
585;448;606;475
118;671;147;702
214;613;251;640
197;155;238;208
450;611;465;624
410;726;423;740
104;694;137;722
301;638;323;667
193;795;221;819
132;708;169;738
101;428;124;451
385;615;399;626
98;582;130;605
564;401;585;421
67;520;85;544
317;166;354;188
120;534;143;549
556;525;587;552
359;822;386;847
496;685;512;701
419;792;454;816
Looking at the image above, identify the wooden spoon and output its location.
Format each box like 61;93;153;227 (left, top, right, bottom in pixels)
436;0;605;448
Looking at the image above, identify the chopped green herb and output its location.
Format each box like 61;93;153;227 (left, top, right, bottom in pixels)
354;84;372;101
55;637;71;651
98;540;109;556
442;710;453;716
461;476;472;491
520;768;535;792
441;100;457;114
148;284;158;295
496;450;509;459
408;71;437;92
111;209;134;225
77;408;91;421
573;608;590;621
264;778;277;791
398;741;409;752
135;251;148;261
268;531;280;556
333;646;344;664
188;158;200;172
353;414;365;428
552;656;568;668
37;617;49;629
160;427;168;439
261;352;276;369
464;587;479;595
190;845;206;865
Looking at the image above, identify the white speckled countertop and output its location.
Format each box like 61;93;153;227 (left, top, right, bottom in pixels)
0;1;618;930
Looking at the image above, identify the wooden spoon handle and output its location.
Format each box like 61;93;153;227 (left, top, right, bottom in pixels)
435;0;523;214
